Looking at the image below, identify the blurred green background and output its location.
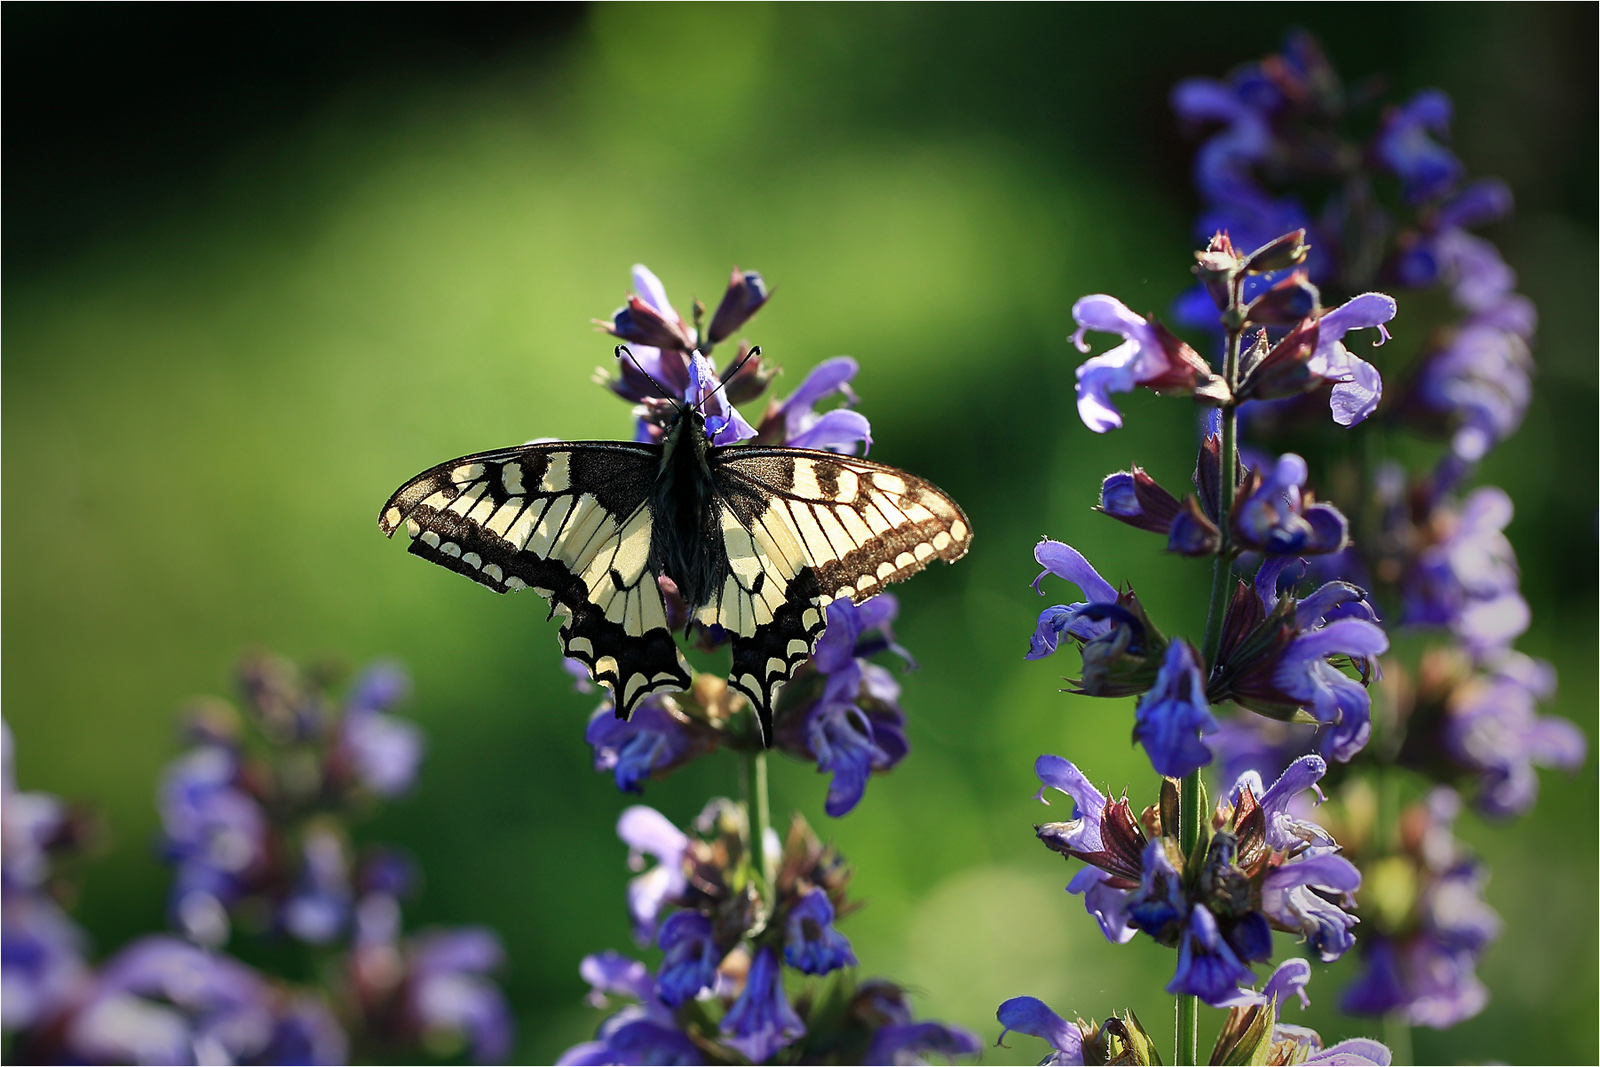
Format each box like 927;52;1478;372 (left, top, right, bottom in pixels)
5;4;1595;1062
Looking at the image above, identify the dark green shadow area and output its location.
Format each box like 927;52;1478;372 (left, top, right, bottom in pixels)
4;4;1594;1062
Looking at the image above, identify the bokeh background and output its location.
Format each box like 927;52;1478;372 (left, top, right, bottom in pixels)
5;4;1595;1062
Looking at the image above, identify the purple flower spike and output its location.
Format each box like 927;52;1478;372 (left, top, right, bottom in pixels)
783;889;857;975
1308;293;1397;426
719;947;804;1063
995;996;1084;1065
616;806;689;944
1133;641;1217;778
1169;905;1256;1007
579;951;656;1006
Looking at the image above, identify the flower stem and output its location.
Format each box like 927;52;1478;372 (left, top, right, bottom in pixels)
1383;1011;1413;1066
744;749;776;890
1179;289;1247;1067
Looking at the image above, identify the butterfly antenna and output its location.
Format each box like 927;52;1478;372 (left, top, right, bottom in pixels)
616;345;681;413
692;345;761;414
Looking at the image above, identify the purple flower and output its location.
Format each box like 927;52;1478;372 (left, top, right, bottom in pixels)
600;264;697;353
1132;641;1217;778
865;1020;982;1066
708;267;771;345
404;928;513;1063
560;953;703;1066
1307;293;1397;426
617;806;690;945
1236;755;1335;853
995;996;1083;1065
1069;296;1223;433
1169;905;1256;1007
586;696;710;795
1443;653;1586;817
157;745;266;945
1212;557;1388;763
1232;454;1349;556
764;356;873;454
1373;90;1463;202
339;676;424;799
719;947;804;1063
783;888;857;975
655;912;720;1007
1026;539;1119;658
782;596;911;818
1227;960;1393;1065
687;354;758;447
1407;304;1535;463
2;892;89;1031
59;935;291;1065
279;826;350;946
1343;790;1499;1029
1261;852;1362;961
1402;486;1528;657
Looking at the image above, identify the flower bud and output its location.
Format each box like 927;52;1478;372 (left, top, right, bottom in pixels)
718;343;778;406
597;295;696;352
1236;317;1322;401
1244;271;1321;326
1243;229;1311;274
708;268;771;344
1097;468;1183;535
1194;231;1244;311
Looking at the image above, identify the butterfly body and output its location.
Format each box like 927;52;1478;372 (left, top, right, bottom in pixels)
379;404;971;743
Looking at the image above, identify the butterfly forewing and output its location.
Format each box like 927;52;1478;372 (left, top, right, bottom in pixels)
709;447;973;729
378;442;692;714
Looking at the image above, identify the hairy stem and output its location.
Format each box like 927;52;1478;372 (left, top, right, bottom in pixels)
1179;294;1247;1066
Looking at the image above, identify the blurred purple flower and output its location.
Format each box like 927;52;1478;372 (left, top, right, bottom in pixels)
157;744;266;945
719;946;804;1063
559;952;703;1066
338;665;424;799
783;888;857;976
617;806;690;945
1402;486;1528;658
282;825;352;946
403;929;513;1063
1342;789;1498;1029
1443;653;1586;818
655;911;720;1007
1373;90;1463;202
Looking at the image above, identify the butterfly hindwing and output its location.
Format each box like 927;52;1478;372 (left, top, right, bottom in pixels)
378;442;691;715
710;447;973;735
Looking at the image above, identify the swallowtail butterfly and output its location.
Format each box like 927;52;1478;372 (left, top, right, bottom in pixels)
378;404;971;744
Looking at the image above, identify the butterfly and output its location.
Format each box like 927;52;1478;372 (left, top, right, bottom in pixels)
377;378;971;745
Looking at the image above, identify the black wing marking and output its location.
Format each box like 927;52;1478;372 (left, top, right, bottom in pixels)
710;447;973;740
378;442;692;716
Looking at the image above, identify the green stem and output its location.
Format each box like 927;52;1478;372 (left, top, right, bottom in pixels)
745;749;775;889
1383;1012;1413;1066
1177;298;1246;1067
